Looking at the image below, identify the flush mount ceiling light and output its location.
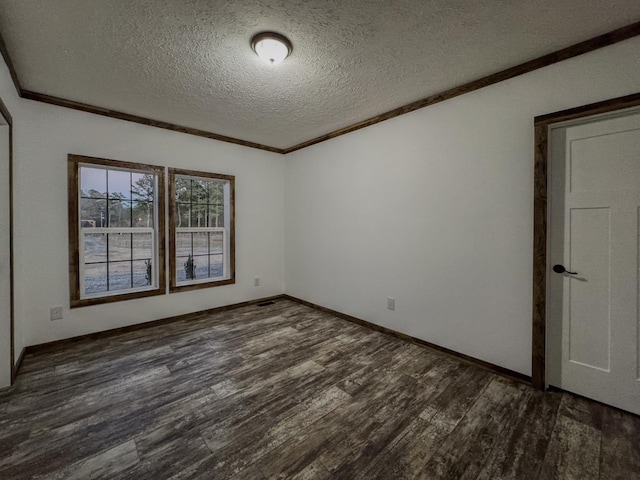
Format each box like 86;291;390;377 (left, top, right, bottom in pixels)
251;32;292;66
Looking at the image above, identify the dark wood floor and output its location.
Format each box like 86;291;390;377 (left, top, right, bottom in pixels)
0;299;638;479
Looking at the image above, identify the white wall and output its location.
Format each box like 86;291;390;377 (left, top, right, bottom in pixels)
284;36;640;376
0;58;285;350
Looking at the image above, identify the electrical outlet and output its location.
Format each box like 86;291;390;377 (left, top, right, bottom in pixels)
254;276;261;287
387;297;395;311
50;306;63;321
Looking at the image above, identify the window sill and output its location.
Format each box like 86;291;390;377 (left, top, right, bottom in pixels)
70;287;166;308
169;277;235;294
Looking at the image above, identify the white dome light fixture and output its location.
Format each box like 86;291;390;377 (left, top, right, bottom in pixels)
251;32;292;66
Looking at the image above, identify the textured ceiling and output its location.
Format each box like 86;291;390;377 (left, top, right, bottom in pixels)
1;0;640;149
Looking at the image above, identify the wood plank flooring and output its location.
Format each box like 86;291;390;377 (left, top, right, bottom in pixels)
0;299;638;479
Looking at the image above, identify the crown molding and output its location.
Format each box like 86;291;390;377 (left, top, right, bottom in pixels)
282;19;640;154
1;20;640;154
20;90;284;154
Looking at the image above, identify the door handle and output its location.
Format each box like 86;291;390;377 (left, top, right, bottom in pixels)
553;264;577;275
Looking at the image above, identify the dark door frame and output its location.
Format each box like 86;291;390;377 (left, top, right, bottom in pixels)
0;96;14;383
531;91;640;389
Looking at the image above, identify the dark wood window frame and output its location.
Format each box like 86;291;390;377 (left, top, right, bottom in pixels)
168;168;235;293
531;91;640;389
68;154;166;308
0;97;15;382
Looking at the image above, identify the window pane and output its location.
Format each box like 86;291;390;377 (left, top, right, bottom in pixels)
178;256;196;282
132;173;155;202
209;254;224;278
80;167;106;198
170;172;232;290
210;231;223;254
132;201;154;228
176;203;191;228
108;169;131;200
84;263;108;294
108;200;131;227
176;232;192;256
175;177;191;203
208;204;224;227
133;260;152;288
194;255;209;279
208;181;224;203
108;233;131;262
193;179;208;204
108;261;132;291
132;232;153;260
74;158;162;303
190;205;207;227
193;232;208;256
176;258;186;282
84;233;107;263
81;198;107;228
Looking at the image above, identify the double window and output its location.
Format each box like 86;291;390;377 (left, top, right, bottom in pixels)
69;156;235;307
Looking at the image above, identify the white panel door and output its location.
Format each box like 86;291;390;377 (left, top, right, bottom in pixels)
548;109;640;415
